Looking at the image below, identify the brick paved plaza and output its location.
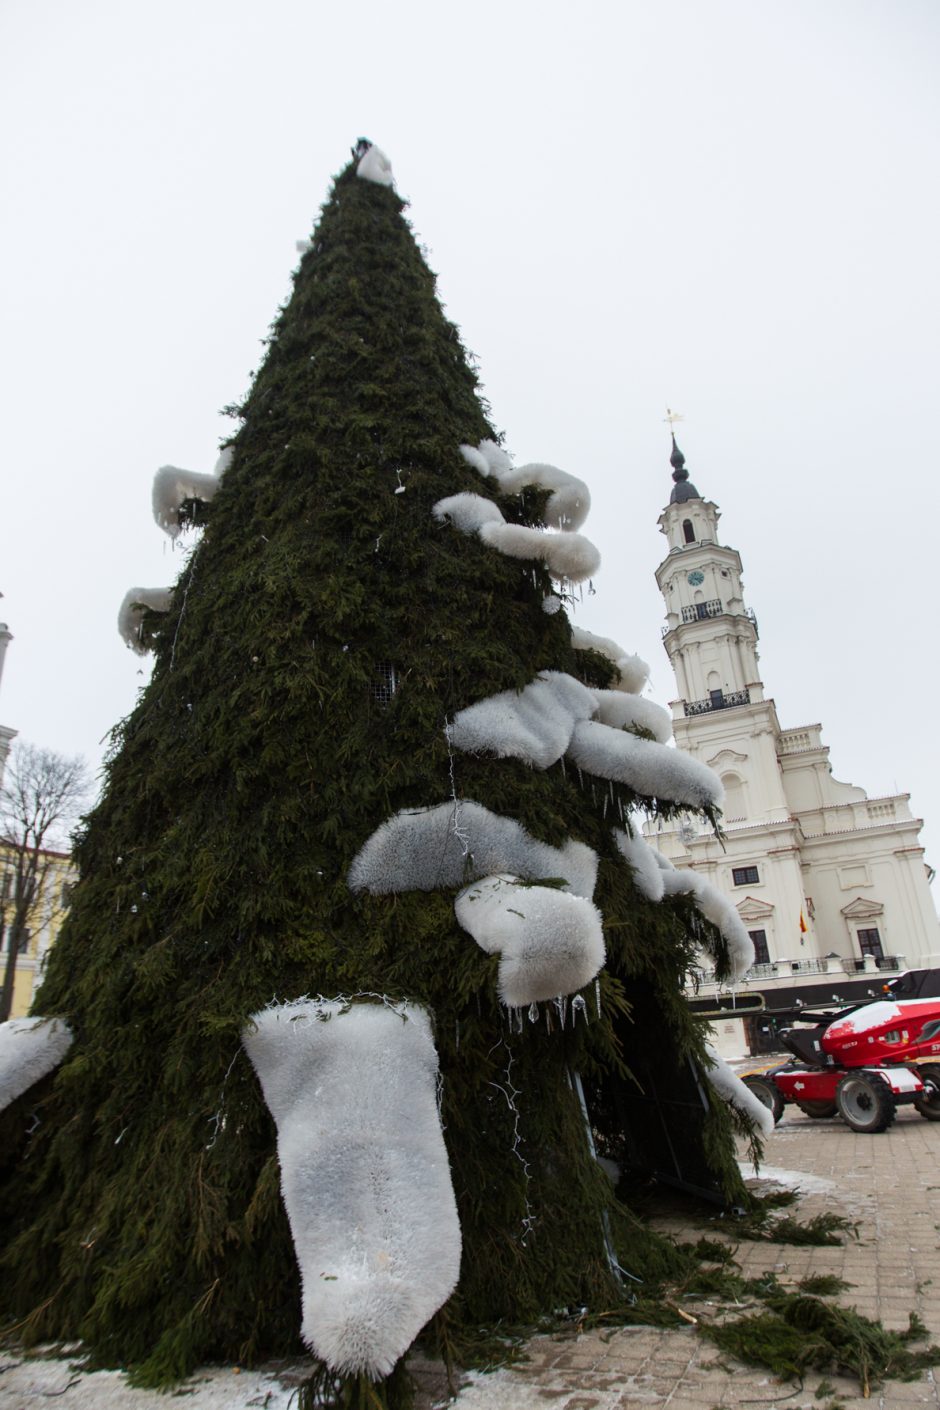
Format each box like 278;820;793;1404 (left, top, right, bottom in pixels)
2;1104;938;1409
433;1103;940;1410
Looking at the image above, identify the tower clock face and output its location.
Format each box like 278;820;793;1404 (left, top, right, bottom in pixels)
686;570;705;586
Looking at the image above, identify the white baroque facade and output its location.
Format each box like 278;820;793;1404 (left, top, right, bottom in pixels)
0;620;15;784
644;440;940;1057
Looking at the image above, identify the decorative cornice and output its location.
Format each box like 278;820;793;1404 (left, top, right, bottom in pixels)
840;896;885;919
737;895;775;921
706;748;749;768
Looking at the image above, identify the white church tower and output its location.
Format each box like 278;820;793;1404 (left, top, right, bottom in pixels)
648;437;939;1048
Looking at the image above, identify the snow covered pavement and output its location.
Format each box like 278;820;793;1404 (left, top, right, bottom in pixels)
2;1106;938;1409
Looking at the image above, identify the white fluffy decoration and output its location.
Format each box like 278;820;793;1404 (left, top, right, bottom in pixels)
356;144;394;187
434;492;600;583
447;671;598;769
152;465;220;539
704;1043;775;1137
454;874;605;1006
0;1017;73;1112
348;800;598;900
567;720;724;810
480;520;600;581
458;443;491;477
117;587;172;654
458;442;590;531
653;852;755;980
432;492;504;535
242;999;459;1378
614;832;753;979
476;438;513;477
593;689;672;743
569;627;650;694
498;463;591;530
613;828;666;903
214;445;234;477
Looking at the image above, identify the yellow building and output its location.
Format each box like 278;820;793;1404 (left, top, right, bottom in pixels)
1;846;76;1018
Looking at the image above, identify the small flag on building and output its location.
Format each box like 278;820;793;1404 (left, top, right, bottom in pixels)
799;909;807;934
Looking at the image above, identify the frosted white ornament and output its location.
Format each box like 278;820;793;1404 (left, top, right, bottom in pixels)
0;1017;73;1112
242;999;459;1379
455;875;605;1006
433;492;600;584
703;1043;774;1136
613;827;666;903
592;689;672;743
447;671;598;770
152;465;220;539
497;461;591;530
356;145;395;187
569;627;650;694
476;438;513;477
348;799;598;900
651;851;754;980
458;443;491;477
118;587;172;654
567;719;723;810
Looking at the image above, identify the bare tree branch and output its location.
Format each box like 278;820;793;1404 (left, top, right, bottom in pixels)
0;742;89;1022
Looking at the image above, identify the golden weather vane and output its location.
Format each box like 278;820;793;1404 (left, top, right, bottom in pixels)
663;408;684;433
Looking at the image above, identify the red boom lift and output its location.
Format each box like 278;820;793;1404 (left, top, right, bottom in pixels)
743;997;940;1133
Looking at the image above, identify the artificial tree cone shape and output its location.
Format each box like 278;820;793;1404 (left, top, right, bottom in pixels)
0;142;752;1403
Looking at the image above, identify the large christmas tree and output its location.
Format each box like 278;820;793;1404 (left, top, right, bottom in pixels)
0;143;767;1406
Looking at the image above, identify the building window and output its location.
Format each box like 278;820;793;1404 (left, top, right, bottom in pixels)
682;519;695;543
721;773;746;822
857;927;884;960
749;929;770;965
732;865;760;886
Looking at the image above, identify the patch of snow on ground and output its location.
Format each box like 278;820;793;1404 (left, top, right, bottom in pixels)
739;1161;838;1197
451;1365;622;1409
0;1352;305;1409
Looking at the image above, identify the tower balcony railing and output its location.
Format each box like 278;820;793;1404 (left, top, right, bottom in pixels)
661;602;759;639
683;688;750;716
681;599;723;622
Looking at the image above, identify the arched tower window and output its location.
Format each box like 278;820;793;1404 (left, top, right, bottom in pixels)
682;519;695;544
721;772;747;821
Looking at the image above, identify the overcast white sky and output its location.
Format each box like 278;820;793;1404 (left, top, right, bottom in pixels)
1;0;938;876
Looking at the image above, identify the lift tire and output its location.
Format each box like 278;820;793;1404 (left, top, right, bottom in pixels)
835;1072;897;1133
795;1100;838;1118
914;1063;940;1121
742;1075;784;1125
